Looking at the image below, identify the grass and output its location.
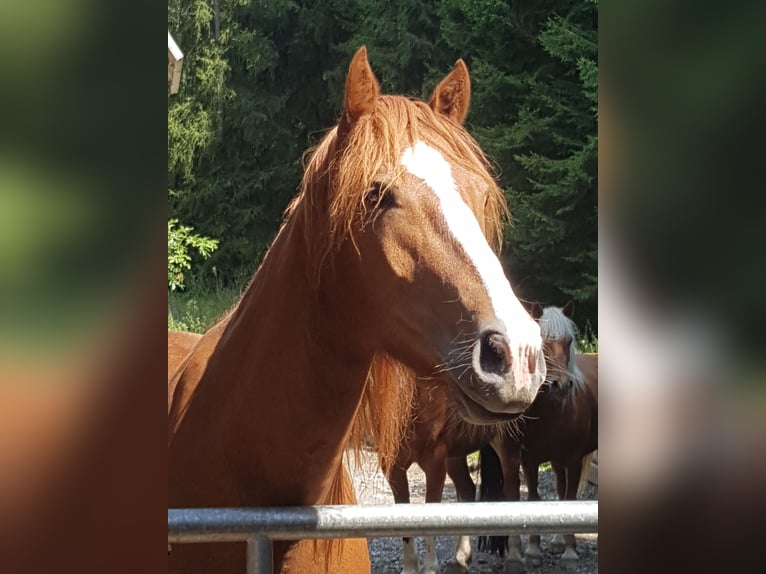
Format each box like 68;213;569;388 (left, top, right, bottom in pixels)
577;323;598;353
467;450;552;473
168;285;241;333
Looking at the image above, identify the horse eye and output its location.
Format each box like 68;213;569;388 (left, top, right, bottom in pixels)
365;182;395;210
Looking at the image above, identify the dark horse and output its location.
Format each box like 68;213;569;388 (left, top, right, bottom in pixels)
480;303;598;572
378;375;511;574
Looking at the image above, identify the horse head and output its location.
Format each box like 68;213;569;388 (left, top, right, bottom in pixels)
294;47;545;423
532;301;580;394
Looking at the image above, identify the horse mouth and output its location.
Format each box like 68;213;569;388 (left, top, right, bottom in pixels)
447;381;525;425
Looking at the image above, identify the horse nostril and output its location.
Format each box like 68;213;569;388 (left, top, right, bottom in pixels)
527;351;537;375
479;331;511;376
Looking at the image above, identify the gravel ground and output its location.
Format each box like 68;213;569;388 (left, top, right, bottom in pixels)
349;449;598;574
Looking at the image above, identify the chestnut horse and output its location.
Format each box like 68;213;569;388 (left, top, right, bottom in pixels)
480;303;598;572
167;331;201;378
168;47;546;574
380;378;504;574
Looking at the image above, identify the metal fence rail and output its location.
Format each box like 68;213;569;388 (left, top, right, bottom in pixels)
169;501;598;573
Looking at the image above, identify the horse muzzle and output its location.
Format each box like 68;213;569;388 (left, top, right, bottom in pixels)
448;321;545;424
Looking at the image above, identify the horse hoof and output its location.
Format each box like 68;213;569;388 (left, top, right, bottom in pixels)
560;548;578;570
525;542;542;567
420;567;439;574
503;559;526;574
443;561;469;574
524;553;543;568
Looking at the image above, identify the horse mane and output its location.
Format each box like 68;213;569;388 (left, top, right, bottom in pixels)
312;355;416;569
347;354;416;473
286;95;508;286
310;460;358;570
539;306;585;390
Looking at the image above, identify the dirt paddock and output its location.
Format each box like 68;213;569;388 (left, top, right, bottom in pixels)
349;449;598;573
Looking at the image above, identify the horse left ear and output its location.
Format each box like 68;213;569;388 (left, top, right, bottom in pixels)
562;300;575;318
428;59;471;124
342;46;380;126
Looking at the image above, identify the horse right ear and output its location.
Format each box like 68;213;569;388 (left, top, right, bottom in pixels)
428;59;471;124
342;46;379;126
530;302;544;320
562;300;575;318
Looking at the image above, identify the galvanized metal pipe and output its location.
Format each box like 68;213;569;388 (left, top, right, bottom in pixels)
246;537;272;573
168;501;597;544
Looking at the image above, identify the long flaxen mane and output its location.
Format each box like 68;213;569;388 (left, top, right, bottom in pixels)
285;95;508;287
539;306;585;391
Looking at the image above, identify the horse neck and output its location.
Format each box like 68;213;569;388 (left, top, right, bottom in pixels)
577;355;598;411
170;216;374;507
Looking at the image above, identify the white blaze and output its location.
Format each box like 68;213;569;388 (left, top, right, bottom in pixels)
399;141;538;346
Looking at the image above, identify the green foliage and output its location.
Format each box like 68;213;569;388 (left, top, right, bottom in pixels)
168;0;598;332
577;323;599;354
167;219;219;291
168;0;232;183
435;0;598;327
509;3;598;324
338;0;440;95
168;286;239;333
167;300;206;333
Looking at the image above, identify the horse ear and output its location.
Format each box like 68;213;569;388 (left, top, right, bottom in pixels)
562;300;575;318
531;302;544;320
428;59;471;124
342;46;379;125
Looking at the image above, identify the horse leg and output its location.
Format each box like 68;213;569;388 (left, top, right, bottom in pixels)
389;464;419;574
444;456;476;572
559;460;584;569
493;440;525;574
421;451;448;574
521;459;543;568
549;461;568;554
